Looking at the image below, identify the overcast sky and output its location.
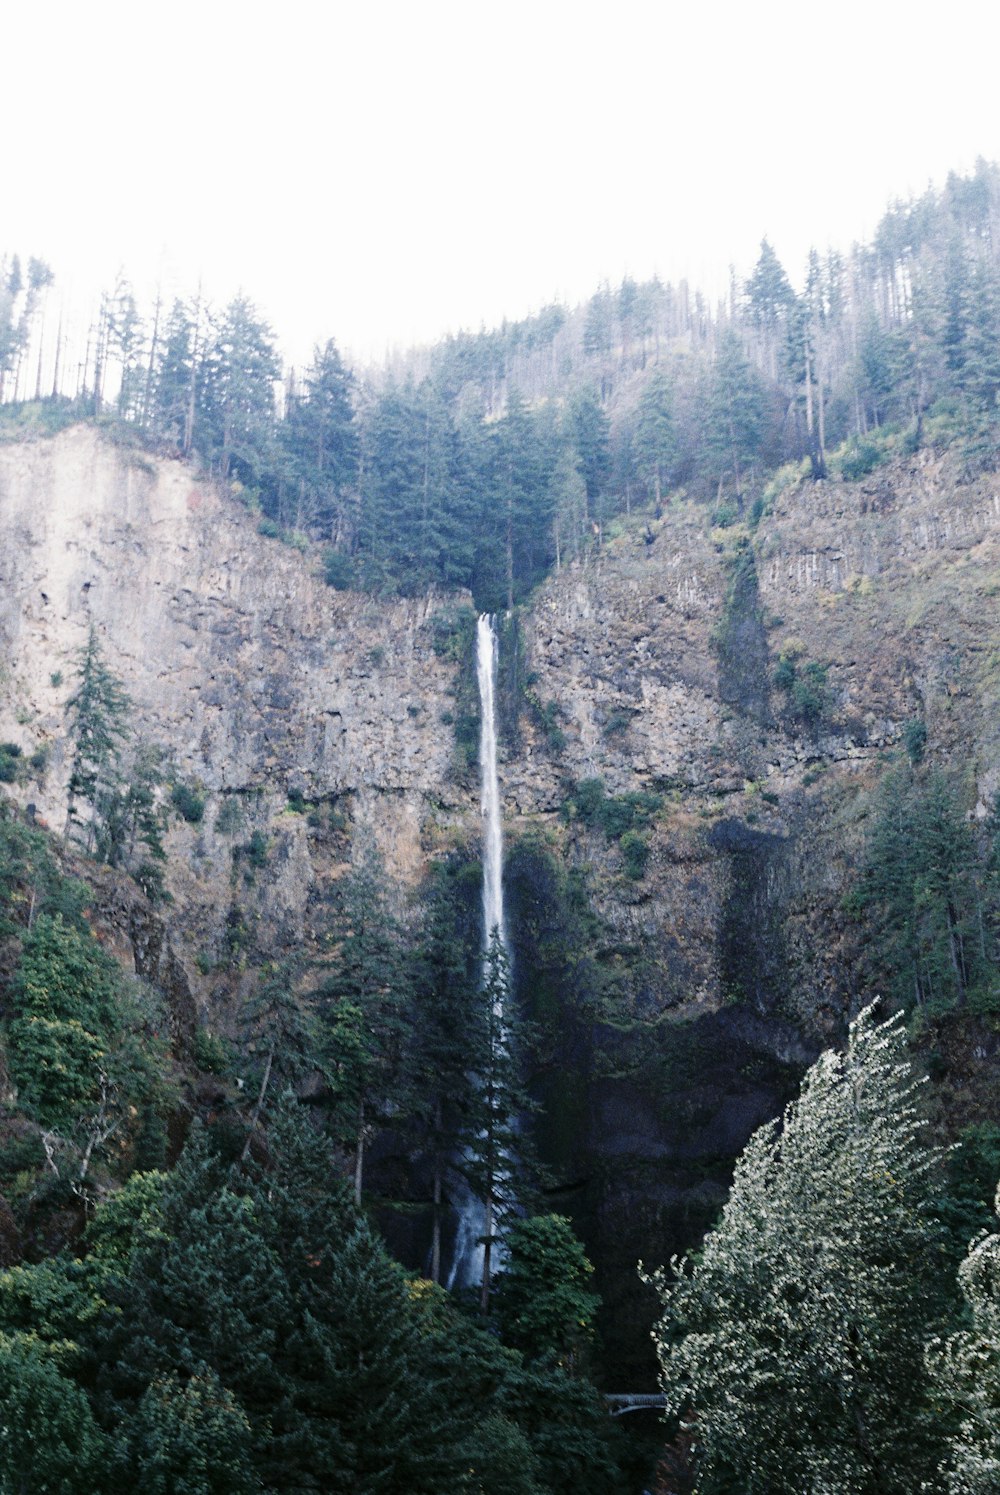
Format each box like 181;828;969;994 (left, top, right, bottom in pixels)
6;0;1000;368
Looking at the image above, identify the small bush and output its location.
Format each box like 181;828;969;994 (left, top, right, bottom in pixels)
774;653;829;726
0;743;26;783
49;671;63;688
193;1028;231;1074
243;831;269;868
322;548;354;589
171;782;205;824
837;436;886;481
712;501;740;529
620;830;649;880
215;797;243;835
903;718;927;765
257;518;281;539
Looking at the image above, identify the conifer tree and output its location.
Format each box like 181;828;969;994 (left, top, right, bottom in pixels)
318;850;409;1203
66;624;131;852
634;368;676;504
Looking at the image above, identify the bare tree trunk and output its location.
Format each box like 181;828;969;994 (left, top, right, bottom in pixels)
431;1164;442;1285
143;289;161;429
479;1192;494;1314
240;1040;275;1163
354;1098;365;1207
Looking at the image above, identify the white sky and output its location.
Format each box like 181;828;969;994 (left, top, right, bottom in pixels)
6;0;1000;369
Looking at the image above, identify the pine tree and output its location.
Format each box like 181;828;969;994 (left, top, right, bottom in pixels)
406;864;482;1283
318;850;409;1203
702;329;768;497
66;624;131;852
281;338;358;541
646;1006;951;1494
634;368;676;505
198;295;280;484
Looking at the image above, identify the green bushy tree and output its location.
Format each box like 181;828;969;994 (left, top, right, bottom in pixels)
645;1006;951;1494
494;1213;599;1373
930;1184;1000;1492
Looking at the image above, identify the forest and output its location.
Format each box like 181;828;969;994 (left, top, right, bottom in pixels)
1;159;1000;1492
3;159;1000;612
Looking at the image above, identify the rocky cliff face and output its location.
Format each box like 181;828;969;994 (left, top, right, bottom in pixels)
2;426;999;1379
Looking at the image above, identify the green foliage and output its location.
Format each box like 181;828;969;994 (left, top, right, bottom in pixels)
0;801;90;935
66;624;131;850
84;1170;168;1266
646;1006;951;1494
213;796;243;835
319;850;410;1197
773;648;830;725
170;780;205;824
494;1214;599;1370
322;547;354;589
929;1184;1000;1491
848;769;986;1011
0;1331;107;1492
240;830;269;868
564;776;661;841
0;743;21;783
619;828;650;880
497;1361;625;1495
7;913;168;1151
904;717;929;764
126;1369;260;1495
836;433;889;479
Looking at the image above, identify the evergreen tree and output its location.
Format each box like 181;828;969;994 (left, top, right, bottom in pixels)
547;432;587;572
281;339;358;540
198;295;280;484
406;864;482;1283
702;329;768;497
125;1370;259;1495
318;850;409;1203
66;624;131;853
568;385;611;523
646;1006;951;1494
150;298;198;453
494;1214;599;1373
849;769;985;1010
634;368;676;504
0;1332;107;1493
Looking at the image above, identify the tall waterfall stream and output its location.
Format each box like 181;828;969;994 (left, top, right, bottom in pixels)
447;614;509;1291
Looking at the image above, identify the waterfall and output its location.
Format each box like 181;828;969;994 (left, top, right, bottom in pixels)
477;613;507;959
447;613;508;1291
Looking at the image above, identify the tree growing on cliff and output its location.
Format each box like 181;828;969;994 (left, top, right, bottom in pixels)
66;624;131;853
645;1005;951;1494
318;850;409;1204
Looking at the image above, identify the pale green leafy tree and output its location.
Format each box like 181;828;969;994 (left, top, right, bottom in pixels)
929;1184;1000;1492
644;1006;951;1494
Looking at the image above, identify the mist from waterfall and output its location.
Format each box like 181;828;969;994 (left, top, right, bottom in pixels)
447;613;508;1292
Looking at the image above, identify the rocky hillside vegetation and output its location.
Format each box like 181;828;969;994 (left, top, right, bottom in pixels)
1;423;999;1386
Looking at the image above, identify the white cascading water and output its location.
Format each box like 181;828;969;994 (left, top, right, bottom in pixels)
447;614;508;1290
